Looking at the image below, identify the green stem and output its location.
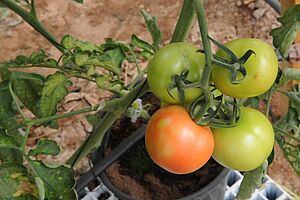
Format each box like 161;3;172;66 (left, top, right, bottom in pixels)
0;0;64;53
274;126;300;143
9;82;28;120
194;0;213;90
180;81;202;89
7;99;126;132
21;124;33;152
286;153;299;160
284;141;297;148
211;58;235;70
28;105;100;126
129;48;141;74
7;64;96;82
30;0;36;18
265;88;273;118
170;0;196;43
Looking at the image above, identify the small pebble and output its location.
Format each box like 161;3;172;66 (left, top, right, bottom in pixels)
253;8;266;19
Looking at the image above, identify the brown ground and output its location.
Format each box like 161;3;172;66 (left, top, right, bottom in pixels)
0;0;299;197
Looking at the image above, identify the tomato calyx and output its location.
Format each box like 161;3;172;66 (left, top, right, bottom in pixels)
209;36;256;85
167;69;200;106
187;86;240;128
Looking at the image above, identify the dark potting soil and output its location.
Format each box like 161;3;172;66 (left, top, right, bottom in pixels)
104;94;224;200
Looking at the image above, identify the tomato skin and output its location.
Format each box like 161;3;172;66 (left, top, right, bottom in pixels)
212;107;274;171
212;38;278;98
145;105;214;174
147;43;205;104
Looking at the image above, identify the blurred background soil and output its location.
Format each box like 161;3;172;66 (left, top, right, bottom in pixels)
0;0;299;197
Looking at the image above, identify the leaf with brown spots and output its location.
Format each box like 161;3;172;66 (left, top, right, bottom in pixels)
0;163;39;200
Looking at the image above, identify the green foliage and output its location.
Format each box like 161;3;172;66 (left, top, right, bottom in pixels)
0;148;23;165
0;81;23;150
274;85;300;176
61;35;125;75
0;159;77;200
0;81;17;130
28;139;60;156
0;164;39;200
236;161;268;199
1;50;58;69
86;114;101;128
131;35;154;59
27;160;77;200
96;75;126;96
11;71;45;117
270;5;300;58
141;10;163;52
38;72;71;117
0;129;23;150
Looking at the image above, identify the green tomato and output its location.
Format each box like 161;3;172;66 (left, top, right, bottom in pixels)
212;38;278;98
212;107;274;171
147;43;205;104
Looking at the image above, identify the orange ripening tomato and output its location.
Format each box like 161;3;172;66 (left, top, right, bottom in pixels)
145;105;214;174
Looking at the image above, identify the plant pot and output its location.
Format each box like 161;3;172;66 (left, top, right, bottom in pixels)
92;121;230;200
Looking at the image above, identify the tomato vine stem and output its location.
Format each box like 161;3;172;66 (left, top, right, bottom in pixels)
193;0;213;90
211;58;236;70
8;82;28;121
21;124;33;152
0;0;65;53
265;87;274;118
171;0;196;43
273;126;300;143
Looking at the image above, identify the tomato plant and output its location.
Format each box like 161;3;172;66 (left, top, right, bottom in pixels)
0;0;300;199
147;42;205;104
145;105;214;174
212;107;274;171
212;38;278;98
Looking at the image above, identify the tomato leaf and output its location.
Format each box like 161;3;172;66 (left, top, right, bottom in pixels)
0;163;39;200
27;160;77;200
0;129;23;150
61;35;75;50
236;161;268;200
28;139;60;156
62;36;124;75
0;66;11;81
86;114;101;128
274;85;300;176
131;34;154;52
278;68;300;86
10;71;45;117
38;72;71;117
141;10;163;52
270;5;300;58
34;177;45;200
0;148;23;165
104;47;126;70
96;75;125;96
61;35;100;52
0;81;23;150
0;81;17;130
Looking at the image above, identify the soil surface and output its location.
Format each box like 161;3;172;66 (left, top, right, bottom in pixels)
0;0;299;197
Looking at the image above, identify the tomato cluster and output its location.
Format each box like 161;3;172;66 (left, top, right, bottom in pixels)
145;39;276;174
